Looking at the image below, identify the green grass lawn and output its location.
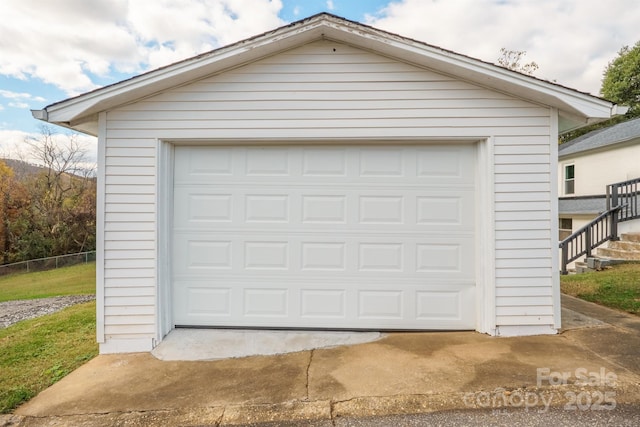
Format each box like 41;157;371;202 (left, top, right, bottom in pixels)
0;262;96;302
0;302;97;413
561;263;640;315
0;262;98;413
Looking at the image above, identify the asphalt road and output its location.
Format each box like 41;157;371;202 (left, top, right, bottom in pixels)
230;404;640;427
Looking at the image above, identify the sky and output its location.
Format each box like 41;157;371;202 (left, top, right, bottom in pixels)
1;0;639;162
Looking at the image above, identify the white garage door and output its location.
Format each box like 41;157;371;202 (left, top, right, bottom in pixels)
172;144;476;330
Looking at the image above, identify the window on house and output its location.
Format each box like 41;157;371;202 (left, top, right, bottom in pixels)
560;218;572;230
564;164;575;195
559;218;573;240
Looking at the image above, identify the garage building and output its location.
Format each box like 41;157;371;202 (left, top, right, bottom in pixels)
33;14;622;353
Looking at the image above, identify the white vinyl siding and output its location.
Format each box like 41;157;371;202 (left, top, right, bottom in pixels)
101;39;555;347
494;135;554;327
559;143;640;197
101;137;157;341
110;43;550;140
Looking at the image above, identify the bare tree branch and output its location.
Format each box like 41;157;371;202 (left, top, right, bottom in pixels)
498;48;539;75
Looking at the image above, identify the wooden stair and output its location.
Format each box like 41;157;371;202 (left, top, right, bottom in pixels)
571;233;640;274
598;233;640;260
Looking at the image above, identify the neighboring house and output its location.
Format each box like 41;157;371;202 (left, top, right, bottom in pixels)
33;14;621;354
558;118;640;239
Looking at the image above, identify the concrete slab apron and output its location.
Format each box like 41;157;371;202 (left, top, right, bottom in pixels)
152;329;382;360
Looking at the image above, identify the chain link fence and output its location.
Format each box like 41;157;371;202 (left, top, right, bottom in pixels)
0;251;96;277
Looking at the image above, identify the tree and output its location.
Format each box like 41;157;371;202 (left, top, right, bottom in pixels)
0;160;14;264
560;41;640;143
601;41;640;118
497;48;539;75
14;126;97;259
0;160;29;264
22;125;95;193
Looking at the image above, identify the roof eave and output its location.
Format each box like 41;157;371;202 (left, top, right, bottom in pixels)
313;17;621;130
36;13;621;134
38;16;331;128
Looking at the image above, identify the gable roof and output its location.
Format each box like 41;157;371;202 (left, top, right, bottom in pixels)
559;117;640;158
33;13;625;136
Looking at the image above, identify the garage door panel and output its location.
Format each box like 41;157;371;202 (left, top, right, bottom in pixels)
244;241;289;270
302;195;347;223
300;289;347;317
358;148;404;177
415;288;473;321
302;147;348;176
173;144;476;330
174;187;475;231
184;239;233;270
174;280;475;328
359;196;404;224
182;286;232;317
302;242;346;270
245;194;290;223
174;145;475;185
416;145;475;183
243;288;289;317
416;193;473;227
174;146;235;179
173;234;474;280
173;191;233;224
245;147;291;176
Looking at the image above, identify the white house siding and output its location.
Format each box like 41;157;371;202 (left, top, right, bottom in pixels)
494;135;555;332
100;40;555;351
559;143;640;197
101;137;157;351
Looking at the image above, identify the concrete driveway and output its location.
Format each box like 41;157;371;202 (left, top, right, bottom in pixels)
3;295;640;426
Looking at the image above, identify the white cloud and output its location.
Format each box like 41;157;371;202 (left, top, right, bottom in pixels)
0;90;46;112
366;0;640;95
1;0;139;95
1;0;637;101
126;0;285;70
0;129;34;158
0;90;45;103
0;0;285;96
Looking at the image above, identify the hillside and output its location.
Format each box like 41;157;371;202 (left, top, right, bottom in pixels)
0;158;45;180
1;158;96;184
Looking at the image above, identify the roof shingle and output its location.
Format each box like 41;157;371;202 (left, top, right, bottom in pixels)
559;117;640;157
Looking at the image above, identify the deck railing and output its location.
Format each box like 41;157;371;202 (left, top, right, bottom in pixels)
559;206;623;275
607;176;640;226
560;176;640;275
